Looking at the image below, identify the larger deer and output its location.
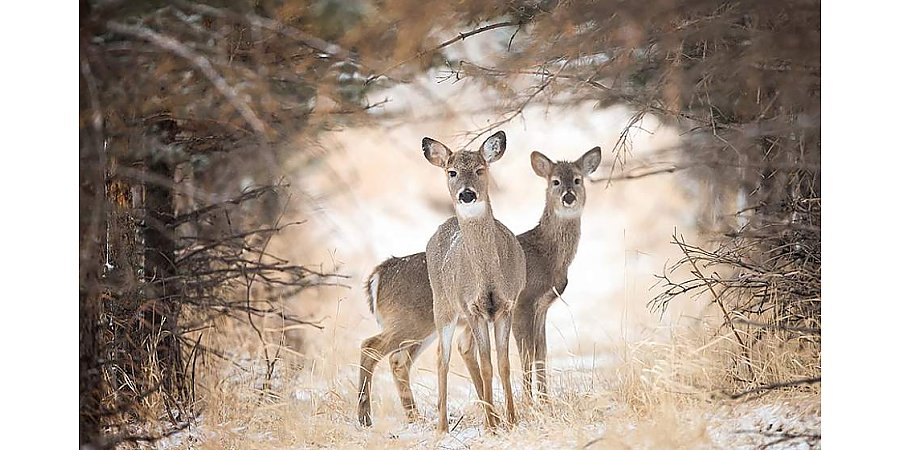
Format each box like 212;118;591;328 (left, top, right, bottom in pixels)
423;131;525;432
357;144;601;427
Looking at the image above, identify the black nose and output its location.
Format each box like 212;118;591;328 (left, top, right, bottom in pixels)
459;189;477;204
562;192;576;205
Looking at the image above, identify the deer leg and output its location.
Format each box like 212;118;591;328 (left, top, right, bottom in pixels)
359;331;420;426
389;340;422;423
436;321;455;433
457;324;485;401
534;308;550;401
520;339;535;403
471;317;498;429
513;304;535;401
358;333;387;426
494;311;516;426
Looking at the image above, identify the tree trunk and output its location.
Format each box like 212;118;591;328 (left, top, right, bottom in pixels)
79;128;107;445
142;118;186;408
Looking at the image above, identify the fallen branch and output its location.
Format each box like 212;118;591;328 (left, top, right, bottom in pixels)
733;318;820;335
726;376;820;400
94;419;191;450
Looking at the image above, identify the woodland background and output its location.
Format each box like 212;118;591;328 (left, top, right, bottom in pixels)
73;0;826;447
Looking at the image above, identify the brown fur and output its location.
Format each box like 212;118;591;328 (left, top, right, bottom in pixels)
357;253;434;426
512;146;601;399
423;131;525;432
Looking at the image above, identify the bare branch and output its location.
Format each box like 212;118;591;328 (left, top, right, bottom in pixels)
171;186;278;227
106;21;269;140
179;2;347;57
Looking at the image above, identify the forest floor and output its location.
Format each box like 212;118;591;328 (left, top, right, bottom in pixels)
154;332;820;450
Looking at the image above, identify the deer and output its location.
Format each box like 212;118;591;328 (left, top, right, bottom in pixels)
422;130;525;432
511;147;602;400
356;143;602;427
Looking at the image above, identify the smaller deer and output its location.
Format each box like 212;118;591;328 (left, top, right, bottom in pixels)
513;147;602;400
356;147;601;425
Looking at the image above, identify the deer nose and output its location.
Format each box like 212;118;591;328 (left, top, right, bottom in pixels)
562;191;576;205
459;189;477;204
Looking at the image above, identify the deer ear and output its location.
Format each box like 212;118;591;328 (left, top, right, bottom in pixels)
530;151;554;178
423;137;451;167
480;131;506;163
577;146;602;175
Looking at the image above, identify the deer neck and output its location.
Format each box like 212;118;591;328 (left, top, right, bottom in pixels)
455;200;501;277
536;203;582;270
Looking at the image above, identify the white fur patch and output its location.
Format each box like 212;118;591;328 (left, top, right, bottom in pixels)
443;230;462;270
439;323;456;361
369;273;383;327
455;200;487;218
555;205;582;219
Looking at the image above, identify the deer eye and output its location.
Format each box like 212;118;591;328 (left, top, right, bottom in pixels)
552;179;560;186
448;170;457;178
574;178;581;185
476;168;485;176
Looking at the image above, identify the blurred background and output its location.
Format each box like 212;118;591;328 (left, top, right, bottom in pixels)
79;1;820;447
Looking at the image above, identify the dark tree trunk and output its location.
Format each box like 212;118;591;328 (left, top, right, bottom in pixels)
79;128;106;445
79;258;103;445
142;119;186;406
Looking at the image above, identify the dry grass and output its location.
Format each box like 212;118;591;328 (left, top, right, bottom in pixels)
151;314;819;450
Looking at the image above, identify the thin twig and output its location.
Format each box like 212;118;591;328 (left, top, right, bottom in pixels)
368;21;520;83
461;60;566;148
671;232;757;379
450;414;465;432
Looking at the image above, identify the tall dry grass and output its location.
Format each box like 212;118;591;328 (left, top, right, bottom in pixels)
153;307;818;449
